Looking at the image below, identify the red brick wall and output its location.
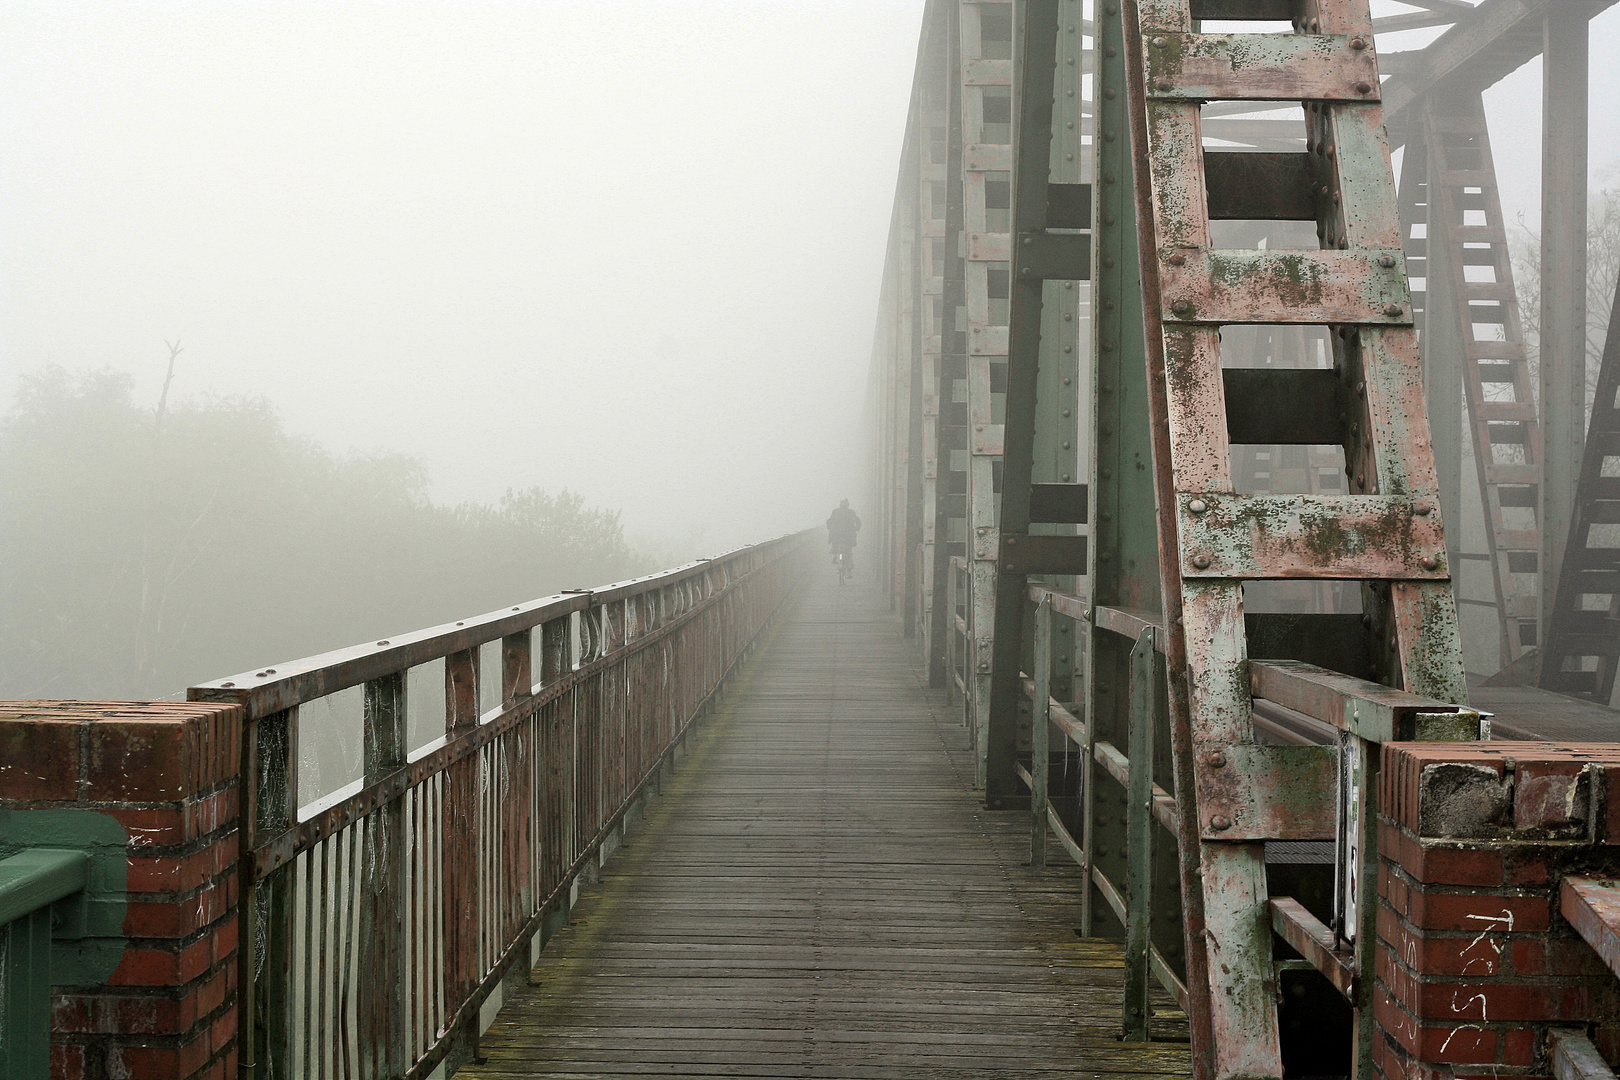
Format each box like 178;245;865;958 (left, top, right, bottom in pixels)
0;701;242;1080
1375;741;1620;1080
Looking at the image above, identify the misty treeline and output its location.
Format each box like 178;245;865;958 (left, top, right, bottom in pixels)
1;366;650;701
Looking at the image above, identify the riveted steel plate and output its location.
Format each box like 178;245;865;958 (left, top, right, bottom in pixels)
1160;249;1411;325
1194;743;1338;841
1143;33;1379;102
1177;493;1448;579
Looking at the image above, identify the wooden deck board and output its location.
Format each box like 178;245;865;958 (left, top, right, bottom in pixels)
461;578;1191;1078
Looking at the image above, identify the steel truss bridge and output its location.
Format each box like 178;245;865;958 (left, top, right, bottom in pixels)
7;3;1620;1080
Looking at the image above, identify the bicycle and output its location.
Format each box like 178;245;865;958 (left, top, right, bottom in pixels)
832;548;853;585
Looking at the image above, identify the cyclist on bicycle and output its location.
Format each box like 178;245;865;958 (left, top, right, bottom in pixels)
827;500;862;576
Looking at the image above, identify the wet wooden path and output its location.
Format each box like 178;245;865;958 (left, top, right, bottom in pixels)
461;574;1192;1079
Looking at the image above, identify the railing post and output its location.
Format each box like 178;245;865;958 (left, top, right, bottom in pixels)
1121;626;1156;1041
361;674;408;1078
247;706;297;1079
442;650;481;1069
1031;598;1051;869
539;613;575;938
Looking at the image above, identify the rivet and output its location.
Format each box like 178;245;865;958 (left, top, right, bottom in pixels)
1349;36;1367;50
1356;381;1366;395
1422;555;1440;571
1006;536;1017;546
1191;553;1212;570
1355;81;1373;94
1379;254;1397;268
1155;78;1172;91
265;668;275;674
1415;501;1432;516
1171;299;1191;316
1168;252;1185;266
256;671;268;678
1005;563;1019;573
1188;498;1208;515
1210;815;1233;831
378;640;390;646
222;681;235;688
1207;752;1227;768
1152;36;1167;47
1384;304;1403;317
1325;143;1336;158
1023;236;1034;245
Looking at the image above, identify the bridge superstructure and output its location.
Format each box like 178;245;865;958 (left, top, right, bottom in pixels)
10;3;1620;1080
867;0;1620;1078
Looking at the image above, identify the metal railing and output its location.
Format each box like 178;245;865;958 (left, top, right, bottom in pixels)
0;849;90;1078
190;533;809;1079
1017;585;1484;1049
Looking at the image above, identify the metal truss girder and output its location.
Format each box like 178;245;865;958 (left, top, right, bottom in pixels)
1123;0;1470;1078
981;0;1090;809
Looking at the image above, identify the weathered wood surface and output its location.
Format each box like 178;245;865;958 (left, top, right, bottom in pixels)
461;576;1191;1078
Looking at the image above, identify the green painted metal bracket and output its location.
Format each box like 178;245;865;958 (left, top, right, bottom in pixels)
0;810;130;1080
0;809;131;984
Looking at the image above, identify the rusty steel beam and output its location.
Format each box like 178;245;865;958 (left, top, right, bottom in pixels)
1539;6;1591;660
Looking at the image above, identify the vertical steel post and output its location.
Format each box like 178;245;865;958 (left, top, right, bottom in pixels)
1121;625;1156;1042
1082;0;1159;943
1030;596;1051;869
931;0;968;688
959;0;1014;786
1540;7;1590;638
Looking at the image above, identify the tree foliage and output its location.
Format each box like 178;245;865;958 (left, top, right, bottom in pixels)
1510;184;1620;417
0;367;647;700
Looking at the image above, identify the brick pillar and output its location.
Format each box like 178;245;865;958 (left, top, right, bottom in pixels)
0;701;242;1080
1375;741;1620;1080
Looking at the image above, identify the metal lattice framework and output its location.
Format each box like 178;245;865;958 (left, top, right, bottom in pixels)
868;0;1619;1076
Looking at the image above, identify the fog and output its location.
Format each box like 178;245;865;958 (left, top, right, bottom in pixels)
1;1;924;554
4;2;1619;699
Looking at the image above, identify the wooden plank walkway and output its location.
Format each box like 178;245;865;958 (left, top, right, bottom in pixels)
460;574;1192;1079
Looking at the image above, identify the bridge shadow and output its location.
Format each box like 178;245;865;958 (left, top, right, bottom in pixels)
460;569;1192;1078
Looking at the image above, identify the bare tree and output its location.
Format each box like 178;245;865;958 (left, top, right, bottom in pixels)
1511;184;1620;420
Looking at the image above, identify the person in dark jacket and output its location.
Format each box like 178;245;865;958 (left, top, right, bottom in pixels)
827;500;862;570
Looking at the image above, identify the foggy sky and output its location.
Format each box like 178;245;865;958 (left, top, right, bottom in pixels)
1;1;924;554
3;2;1618;554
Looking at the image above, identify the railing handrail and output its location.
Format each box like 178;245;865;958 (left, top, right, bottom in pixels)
239;549;784;881
0;848;87;929
188;534;800;719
